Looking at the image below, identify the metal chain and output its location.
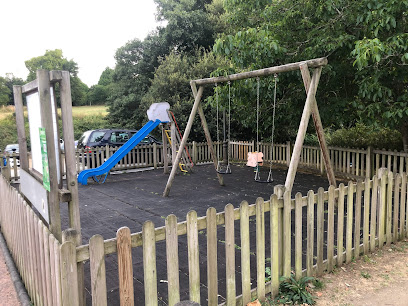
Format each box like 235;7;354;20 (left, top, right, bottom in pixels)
228;81;231;163
256;77;260;152
215;83;220;162
270;74;277;171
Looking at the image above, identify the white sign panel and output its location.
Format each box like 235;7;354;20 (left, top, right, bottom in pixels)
26;92;42;173
26;88;61;183
20;169;49;224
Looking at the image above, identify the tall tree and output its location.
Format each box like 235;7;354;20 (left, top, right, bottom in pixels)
107;0;226;128
3;74;24;105
213;0;408;149
25;49;88;106
141;50;232;140
0;76;11;106
107;34;168;128
154;0;221;52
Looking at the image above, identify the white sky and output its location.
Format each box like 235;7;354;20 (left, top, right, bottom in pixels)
0;0;160;86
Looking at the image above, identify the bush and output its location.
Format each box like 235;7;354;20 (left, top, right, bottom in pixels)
304;124;403;151
72;115;110;140
328;124;402;150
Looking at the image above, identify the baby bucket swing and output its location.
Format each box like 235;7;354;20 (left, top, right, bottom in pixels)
247;75;278;183
215;81;232;174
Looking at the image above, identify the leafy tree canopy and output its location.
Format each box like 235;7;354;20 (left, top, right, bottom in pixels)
213;0;408;149
98;67;114;86
107;0;226;129
25;49;88;106
141;50;232;140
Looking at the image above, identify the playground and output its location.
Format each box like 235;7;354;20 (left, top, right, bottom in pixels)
0;62;407;306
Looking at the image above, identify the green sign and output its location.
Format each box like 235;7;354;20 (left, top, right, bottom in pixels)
39;128;50;192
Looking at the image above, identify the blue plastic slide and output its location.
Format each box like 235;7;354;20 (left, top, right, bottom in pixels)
78;119;161;185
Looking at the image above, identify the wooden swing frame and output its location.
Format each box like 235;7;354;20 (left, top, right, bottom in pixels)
163;57;337;197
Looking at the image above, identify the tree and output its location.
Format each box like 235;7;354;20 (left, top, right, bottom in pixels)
107;34;168;128
0;76;10;106
98;67;114;86
213;0;408;149
25;49;89;106
3;74;24;105
141;50;233;141
154;0;219;52
107;0;226;129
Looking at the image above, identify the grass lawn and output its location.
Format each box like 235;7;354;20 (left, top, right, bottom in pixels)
0;105;108;150
0;105;107;120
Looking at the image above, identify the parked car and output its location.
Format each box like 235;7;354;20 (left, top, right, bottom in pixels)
3;144;20;167
77;129;161;166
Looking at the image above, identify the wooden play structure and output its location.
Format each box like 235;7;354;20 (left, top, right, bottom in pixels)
163;57;337;197
161;111;194;174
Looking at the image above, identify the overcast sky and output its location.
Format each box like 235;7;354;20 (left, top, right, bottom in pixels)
0;0;160;86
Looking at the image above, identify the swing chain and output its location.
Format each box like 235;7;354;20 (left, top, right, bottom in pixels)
253;74;278;183
215;82;232;174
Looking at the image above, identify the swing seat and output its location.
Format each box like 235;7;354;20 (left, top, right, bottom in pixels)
217;161;232;174
247;152;263;167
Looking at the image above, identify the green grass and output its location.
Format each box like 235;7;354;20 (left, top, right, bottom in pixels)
0;105;109;150
66;105;108;118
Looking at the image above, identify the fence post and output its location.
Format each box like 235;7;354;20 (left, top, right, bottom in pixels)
319;150;325;175
286;141;291;166
153;143;157;169
3;156;11;182
62;229;84;306
192;141;197;165
366;146;372;179
60;229;80;306
105;144;109;160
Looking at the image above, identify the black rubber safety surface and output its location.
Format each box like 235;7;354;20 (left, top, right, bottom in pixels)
60;164;331;305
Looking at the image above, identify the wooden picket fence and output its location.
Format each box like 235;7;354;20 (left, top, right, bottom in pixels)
1;162;408;305
65;170;407;305
0;175;62;306
2;141;407;183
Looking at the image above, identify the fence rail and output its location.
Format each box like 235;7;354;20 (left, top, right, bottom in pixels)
2;142;407;183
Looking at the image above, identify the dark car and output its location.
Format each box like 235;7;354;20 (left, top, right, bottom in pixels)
77;129;161;167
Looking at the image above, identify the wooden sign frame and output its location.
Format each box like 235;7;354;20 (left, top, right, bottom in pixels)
13;70;81;243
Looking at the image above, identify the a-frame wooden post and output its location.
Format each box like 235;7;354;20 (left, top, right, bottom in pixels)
192;82;224;187
299;64;336;188
284;67;322;191
163;86;205;197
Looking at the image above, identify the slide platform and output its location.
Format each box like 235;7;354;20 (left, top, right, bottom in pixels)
78;119;161;185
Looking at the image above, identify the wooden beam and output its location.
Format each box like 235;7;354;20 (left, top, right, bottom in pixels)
59;71;82;240
37;70;62;241
192;83;224;186
163;86;204;197
13;85;29;170
60;71;85;305
299;64;337;187
49;70;63;83
192;57;327;86
171;122;177;166
162;124;169;174
21;79;38;94
285;67;322;192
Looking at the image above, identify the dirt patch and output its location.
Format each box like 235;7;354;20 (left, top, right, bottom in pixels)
315;239;408;306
